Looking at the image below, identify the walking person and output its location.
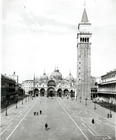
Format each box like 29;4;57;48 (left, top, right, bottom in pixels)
34;112;36;116
45;123;48;130
92;118;95;124
40;110;42;115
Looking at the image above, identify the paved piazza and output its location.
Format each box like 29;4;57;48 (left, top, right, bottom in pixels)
0;97;116;140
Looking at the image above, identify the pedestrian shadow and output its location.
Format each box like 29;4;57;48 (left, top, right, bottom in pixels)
45;127;50;131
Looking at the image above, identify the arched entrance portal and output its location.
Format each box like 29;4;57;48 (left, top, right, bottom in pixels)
47;87;55;97
70;90;75;98
40;88;45;96
34;88;39;97
47;80;56;97
64;89;69;96
57;88;62;97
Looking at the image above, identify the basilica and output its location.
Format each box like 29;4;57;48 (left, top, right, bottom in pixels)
22;68;76;97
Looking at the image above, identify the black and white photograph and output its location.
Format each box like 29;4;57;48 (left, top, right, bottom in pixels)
1;0;116;140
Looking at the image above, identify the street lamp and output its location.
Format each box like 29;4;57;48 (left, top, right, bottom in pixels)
15;94;18;109
109;101;112;118
22;90;24;105
80;97;82;103
16;100;18;108
5;100;8;116
22;96;23;105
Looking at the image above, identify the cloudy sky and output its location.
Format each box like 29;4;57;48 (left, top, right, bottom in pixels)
2;0;116;82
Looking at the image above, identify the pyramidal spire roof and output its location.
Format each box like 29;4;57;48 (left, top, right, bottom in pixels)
81;8;89;23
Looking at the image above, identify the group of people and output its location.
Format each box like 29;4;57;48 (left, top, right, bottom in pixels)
33;110;49;130
33;110;42;116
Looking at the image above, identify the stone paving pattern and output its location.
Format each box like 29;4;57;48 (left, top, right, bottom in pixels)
0;97;116;140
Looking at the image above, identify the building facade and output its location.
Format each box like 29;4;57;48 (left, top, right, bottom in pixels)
1;74;25;108
21;80;34;94
77;8;92;99
97;70;116;104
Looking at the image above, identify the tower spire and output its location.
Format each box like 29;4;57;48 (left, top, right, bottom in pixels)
84;0;86;8
81;8;88;23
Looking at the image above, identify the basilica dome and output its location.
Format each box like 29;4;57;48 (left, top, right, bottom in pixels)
66;73;74;81
40;72;48;81
50;69;62;80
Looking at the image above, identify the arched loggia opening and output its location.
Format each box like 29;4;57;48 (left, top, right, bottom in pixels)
47;87;55;97
64;89;69;96
57;88;62;97
70;90;75;98
40;88;45;96
34;88;39;97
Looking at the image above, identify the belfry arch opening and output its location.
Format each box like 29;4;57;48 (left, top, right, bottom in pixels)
47;87;55;97
40;88;45;96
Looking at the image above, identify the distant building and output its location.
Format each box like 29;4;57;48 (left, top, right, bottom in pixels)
21;80;34;94
77;8;92;99
97;69;116;104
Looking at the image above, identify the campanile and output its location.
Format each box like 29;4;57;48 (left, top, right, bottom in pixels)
77;8;92;99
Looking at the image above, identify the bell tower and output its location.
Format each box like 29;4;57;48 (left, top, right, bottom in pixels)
77;8;92;99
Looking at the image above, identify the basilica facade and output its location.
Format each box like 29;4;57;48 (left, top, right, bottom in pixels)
22;68;76;97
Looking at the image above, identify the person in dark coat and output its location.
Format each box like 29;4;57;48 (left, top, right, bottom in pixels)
34;112;36;116
45;123;48;130
40;110;42;115
92;118;95;124
107;113;109;118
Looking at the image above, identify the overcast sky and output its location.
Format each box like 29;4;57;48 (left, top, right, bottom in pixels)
2;0;116;82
